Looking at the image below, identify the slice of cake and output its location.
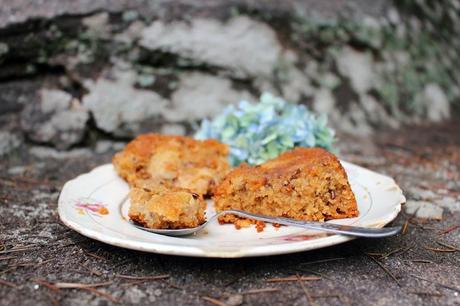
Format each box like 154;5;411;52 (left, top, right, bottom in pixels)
129;181;206;229
113;134;230;196
113;134;230;229
213;147;358;228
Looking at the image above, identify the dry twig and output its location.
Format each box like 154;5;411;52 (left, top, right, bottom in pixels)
54;281;113;289
402;220;409;235
267;276;320;283
0;245;40;254
33;259;54;269
436;241;460;251
0;278;17;288
82;287;119;303
115;274;170;281
296;274;316;306
367;255;401;287
35;279;60;292
202;296;228;306
424;246;456;253
407;259;434;264
242;288;280;294
83;250;106;261
294;268;332;281
438;225;459;235
43;291;61;306
410;274;460;293
78;263;102;276
35;279;118;303
407;291;442;297
300;258;344;266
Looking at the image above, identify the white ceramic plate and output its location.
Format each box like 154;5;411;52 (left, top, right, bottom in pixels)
58;162;405;258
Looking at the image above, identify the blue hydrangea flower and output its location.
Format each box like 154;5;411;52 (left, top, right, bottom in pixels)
194;92;335;166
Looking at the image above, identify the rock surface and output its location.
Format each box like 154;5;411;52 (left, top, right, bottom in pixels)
0;131;21;156
420;84;451;122
20;89;88;149
165;72;254;122
141;16;282;78
405;200;444;220
1;0;459;149
82;70;167;137
336;47;377;94
1;121;459;306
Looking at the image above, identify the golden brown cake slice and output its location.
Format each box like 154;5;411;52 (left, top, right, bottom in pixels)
129;181;206;229
113;134;230;196
113;134;230;229
214;147;358;228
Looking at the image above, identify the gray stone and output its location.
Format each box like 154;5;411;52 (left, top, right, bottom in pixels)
408;187;438;200
226;294;244;306
338;102;373;135
141;16;282;78
0;42;8;56
29;146;92;159
405;200;443;220
313;88;335;114
82;70;167;136
82;12;110;37
317;72;341;90
419;84;450;122
94;140;127;154
123;286;146;304
279;65;314;102
360;94;400;128
20;89;89;149
160;123;186;136
163;72;254;122
0;0;390;29
8;165;27;175
114;20;145;45
40;89;72;113
387;8;400;24
0;131;21;156
94;140;113;154
336;47;377;94
436;197;460;213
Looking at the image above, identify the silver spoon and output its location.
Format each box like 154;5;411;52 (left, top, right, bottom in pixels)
132;209;401;238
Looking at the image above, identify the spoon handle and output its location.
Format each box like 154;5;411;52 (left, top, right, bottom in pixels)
217;210;401;238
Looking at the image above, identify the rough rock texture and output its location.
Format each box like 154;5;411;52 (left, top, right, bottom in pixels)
166;72;253;122
0;131;21;156
0;0;459;148
21;89;88;149
1;121;459;306
82;70;167;137
405;201;444;220
140;16;282;78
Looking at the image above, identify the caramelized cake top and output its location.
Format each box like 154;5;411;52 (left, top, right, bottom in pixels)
216;147;346;192
113;134;230;195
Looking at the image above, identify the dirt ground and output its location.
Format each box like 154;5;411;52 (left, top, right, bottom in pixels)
1;121;459;306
